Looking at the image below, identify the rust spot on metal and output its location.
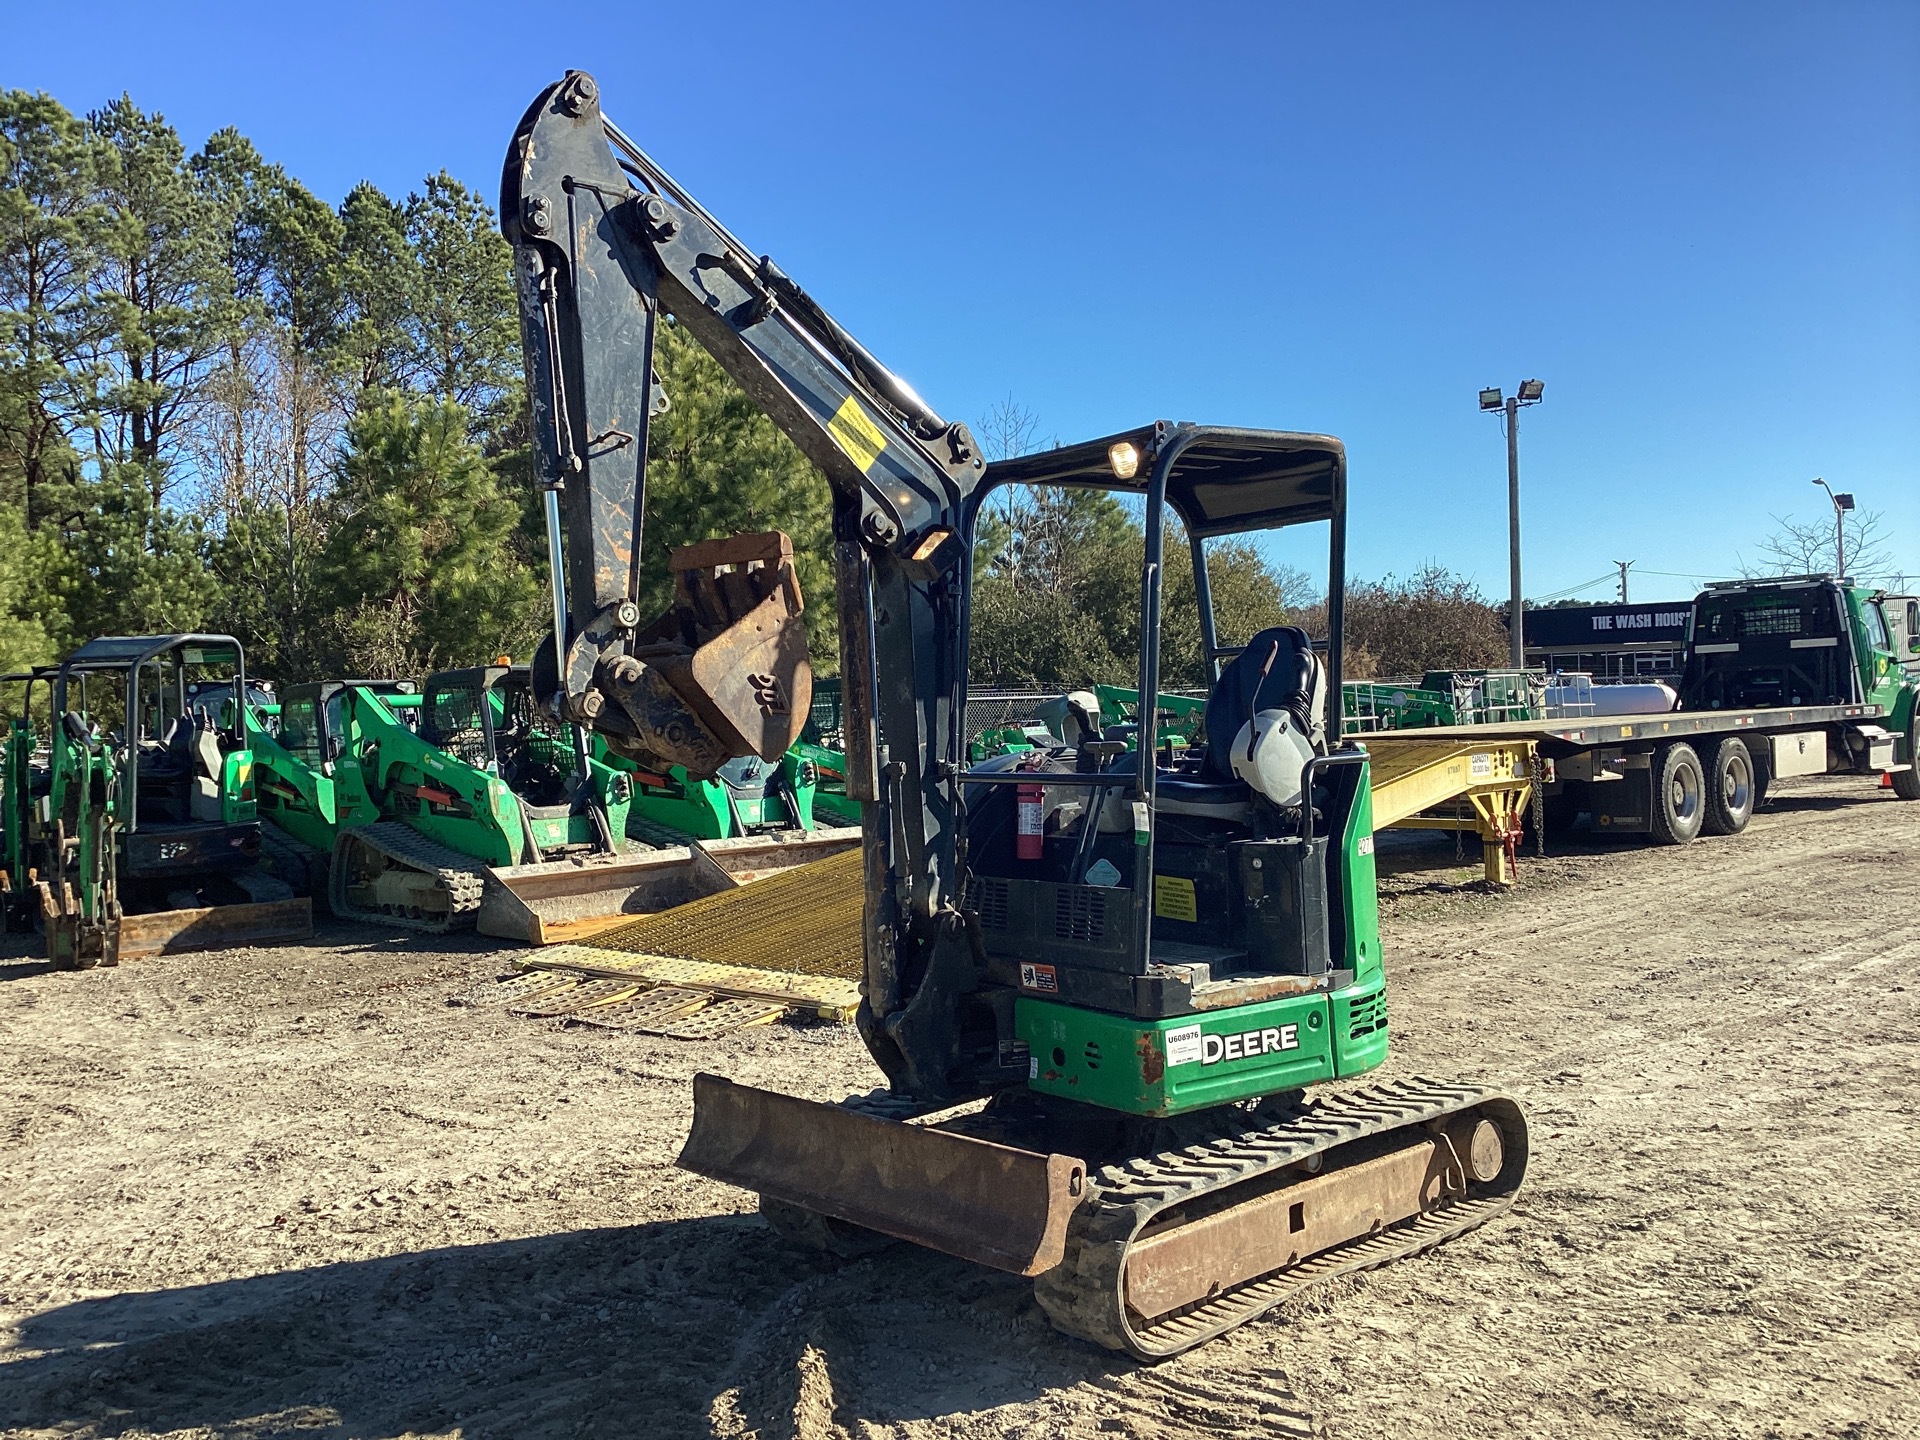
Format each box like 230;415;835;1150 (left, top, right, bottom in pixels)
1137;1030;1166;1085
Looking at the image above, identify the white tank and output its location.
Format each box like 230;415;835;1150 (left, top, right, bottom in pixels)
1550;681;1677;716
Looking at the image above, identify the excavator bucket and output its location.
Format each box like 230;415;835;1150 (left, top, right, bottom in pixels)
679;1074;1087;1276
477;826;861;945
605;533;813;777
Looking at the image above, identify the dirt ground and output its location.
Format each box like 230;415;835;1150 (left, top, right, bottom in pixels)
1;774;1915;1440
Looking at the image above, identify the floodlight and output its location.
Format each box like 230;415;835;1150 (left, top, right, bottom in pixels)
1478;387;1503;411
1108;441;1141;480
1517;378;1545;402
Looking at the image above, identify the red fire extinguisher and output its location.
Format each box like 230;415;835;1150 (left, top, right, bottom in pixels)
1015;781;1046;861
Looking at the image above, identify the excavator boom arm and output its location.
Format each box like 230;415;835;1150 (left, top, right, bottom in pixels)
504;72;990;1093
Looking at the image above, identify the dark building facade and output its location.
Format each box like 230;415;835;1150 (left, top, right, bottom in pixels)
1520;601;1692;680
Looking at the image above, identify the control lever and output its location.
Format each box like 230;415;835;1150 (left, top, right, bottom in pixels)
1070;739;1131;884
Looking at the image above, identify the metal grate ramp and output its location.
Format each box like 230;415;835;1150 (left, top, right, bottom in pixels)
484;844;865;1037
579;844;864;977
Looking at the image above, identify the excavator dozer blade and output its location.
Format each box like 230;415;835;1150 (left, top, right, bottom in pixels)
115;897;313;960
678;1073;1087;1277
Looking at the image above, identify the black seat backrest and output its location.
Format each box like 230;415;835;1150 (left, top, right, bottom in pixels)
1201;626;1316;783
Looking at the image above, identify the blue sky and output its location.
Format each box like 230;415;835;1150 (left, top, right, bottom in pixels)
9;1;1916;603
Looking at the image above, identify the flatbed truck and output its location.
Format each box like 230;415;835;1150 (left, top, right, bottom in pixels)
1372;576;1918;844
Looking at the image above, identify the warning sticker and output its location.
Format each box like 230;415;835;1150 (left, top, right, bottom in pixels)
1165;1022;1203;1067
827;394;887;474
1019;962;1058;994
1154;875;1198;923
1469;752;1493;779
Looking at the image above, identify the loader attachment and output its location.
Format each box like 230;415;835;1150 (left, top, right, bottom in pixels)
112;897;313;960
476;826;862;944
678;1074;1087;1276
477;846;716;945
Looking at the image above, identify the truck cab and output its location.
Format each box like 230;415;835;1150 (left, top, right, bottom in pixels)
1680;577;1919;795
1681;577;1908;713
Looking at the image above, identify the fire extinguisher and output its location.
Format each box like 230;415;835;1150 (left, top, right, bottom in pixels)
1015;781;1046;861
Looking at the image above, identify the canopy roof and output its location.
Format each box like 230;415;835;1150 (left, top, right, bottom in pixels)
980;423;1344;539
60;634;244;672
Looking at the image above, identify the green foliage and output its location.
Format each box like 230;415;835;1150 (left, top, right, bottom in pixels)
405;172;518;426
34;459;210;645
0;89;110;521
313;392;542;677
1317;564;1509;678
641;318;837;668
0;499;52;671
969;484;1302;689
337;180;418;393
89;94;225;480
203;496;327;679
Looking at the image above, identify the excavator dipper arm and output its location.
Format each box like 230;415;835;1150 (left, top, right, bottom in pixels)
503;72;992;1093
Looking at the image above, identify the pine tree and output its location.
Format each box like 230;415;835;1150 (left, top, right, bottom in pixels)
89;94;225;496
314;391;542;677
404;172;517;425
0;91;109;525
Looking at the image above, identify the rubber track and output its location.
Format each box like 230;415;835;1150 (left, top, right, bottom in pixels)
624;816;691;849
329;822;488;934
257;825;325;900
1032;1075;1528;1359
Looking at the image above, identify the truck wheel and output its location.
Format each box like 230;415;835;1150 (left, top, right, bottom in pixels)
1703;738;1755;835
1749;742;1771;808
1649;742;1706;845
1895;719;1920;801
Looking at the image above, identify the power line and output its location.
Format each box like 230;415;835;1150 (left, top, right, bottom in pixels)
1529;572;1619;603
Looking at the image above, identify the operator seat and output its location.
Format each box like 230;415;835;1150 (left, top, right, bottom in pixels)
1157;626;1319;819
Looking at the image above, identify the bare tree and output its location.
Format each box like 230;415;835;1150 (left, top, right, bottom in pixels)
1743;508;1895;583
975;393;1043;461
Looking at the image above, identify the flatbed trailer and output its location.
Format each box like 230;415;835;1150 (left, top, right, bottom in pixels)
1376;698;1902;846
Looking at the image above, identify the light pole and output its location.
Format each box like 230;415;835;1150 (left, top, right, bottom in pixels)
1479;380;1545;667
1811;477;1855;580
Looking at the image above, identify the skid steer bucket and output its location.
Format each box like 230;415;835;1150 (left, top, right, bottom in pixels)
679;1074;1087;1276
477;826;861;945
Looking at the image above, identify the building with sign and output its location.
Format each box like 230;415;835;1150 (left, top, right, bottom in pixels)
1520;601;1692;680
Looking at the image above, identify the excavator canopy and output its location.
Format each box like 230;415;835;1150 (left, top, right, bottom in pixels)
980;424;1344;538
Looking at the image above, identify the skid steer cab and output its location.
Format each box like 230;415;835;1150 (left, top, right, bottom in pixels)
417;664;633;858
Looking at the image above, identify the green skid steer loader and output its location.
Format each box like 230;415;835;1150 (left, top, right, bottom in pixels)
599;736;818;842
249;665;845;943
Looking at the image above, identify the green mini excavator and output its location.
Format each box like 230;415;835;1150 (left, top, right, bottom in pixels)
499;72;1528;1358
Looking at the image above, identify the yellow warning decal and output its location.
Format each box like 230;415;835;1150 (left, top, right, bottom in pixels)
1154;874;1198;923
827;393;888;474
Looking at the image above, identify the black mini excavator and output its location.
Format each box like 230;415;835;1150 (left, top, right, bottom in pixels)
502;72;1527;1358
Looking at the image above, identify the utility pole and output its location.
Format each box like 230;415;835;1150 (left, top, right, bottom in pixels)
1479;381;1545;667
1614;560;1633;604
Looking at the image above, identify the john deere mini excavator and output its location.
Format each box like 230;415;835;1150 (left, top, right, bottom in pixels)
10;635;311;966
501;73;1527;1358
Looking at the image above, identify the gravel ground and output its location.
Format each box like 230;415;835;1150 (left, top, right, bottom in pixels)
0;773;1914;1439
